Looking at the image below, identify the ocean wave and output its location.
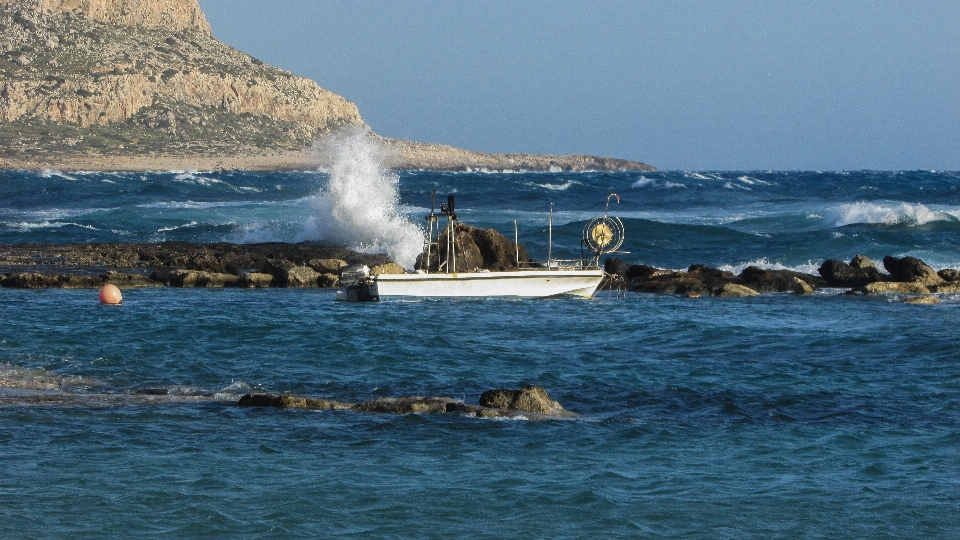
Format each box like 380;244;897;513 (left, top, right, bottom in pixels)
828;202;955;227
525;180;580;191
40;169;79;181
717;258;822;275
157;221;199;233
5;220;99;231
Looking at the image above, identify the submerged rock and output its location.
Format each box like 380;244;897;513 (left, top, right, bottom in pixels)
353;397;470;414
861;282;931;295
715;283;761;298
238;393;353;410
903;296;940;305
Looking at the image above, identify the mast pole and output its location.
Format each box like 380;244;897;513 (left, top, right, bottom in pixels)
548;203;553;267
515;219;519;267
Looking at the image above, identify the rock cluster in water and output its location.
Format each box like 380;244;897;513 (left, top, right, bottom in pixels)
0;241;392;289
605;254;960;301
239;385;573;420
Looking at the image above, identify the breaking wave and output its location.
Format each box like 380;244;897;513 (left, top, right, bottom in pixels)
298;129;423;269
827;202;955;227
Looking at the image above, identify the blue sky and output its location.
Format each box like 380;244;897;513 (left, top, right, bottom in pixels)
198;0;959;171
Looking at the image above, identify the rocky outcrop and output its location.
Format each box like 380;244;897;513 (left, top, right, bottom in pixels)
478;386;570;416
818;258;884;287
11;0;213;34
882;256;944;286
384;138;655;172
416;223;532;272
739;266;823;293
1;270;158;288
0;0;362;160
239;387;572;419
238;393;352;410
0;0;656;171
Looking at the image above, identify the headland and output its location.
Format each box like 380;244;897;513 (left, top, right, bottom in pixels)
0;0;655;172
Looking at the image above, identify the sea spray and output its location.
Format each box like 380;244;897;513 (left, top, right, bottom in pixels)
298;129;424;269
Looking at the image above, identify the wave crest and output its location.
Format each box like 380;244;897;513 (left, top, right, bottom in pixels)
828;202;953;227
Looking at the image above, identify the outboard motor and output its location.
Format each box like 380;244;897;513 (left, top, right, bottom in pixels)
338;264;379;302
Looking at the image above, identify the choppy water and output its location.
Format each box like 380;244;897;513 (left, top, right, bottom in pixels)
2;167;960;537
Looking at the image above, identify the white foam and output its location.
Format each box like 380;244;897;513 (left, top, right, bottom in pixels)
6;220;98;231
298;128;424;269
827;201;952;227
528;180;578;191
717;258;821;275
157;221;198;233
631;176;654;188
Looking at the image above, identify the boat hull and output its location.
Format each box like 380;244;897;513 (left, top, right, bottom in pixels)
371;269;605;298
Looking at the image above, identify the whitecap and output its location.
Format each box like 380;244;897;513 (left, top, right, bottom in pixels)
827;201;952;227
717;258;821;275
157;221;198;233
631;177;654;188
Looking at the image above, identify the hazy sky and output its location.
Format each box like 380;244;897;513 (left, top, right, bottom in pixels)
198;1;959;171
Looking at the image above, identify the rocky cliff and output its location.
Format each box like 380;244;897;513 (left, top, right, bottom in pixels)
0;0;655;171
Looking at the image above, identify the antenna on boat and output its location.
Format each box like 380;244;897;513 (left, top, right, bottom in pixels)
582;193;625;267
423;190;439;273
548;203;554;268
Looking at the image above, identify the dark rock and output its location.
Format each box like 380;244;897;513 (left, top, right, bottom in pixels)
479;385;570;416
937;268;960;282
416;223;531;272
629;271;706;295
604;257;631;281
628;264;742;296
238;393;352;409
627;264;660;281
882;256;944;285
688;264;737;280
739;266;823;293
818;259;883;287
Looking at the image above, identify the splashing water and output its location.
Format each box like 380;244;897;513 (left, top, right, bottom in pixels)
298;129;424;269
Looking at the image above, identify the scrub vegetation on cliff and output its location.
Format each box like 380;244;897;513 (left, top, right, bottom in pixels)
0;0;654;171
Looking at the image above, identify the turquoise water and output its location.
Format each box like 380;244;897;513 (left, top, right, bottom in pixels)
2;169;960;537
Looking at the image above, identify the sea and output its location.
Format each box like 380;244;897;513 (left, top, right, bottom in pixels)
2;152;959;536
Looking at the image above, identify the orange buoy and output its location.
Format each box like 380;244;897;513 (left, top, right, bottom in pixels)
98;284;122;305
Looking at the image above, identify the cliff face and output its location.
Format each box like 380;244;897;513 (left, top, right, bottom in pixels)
6;0;213;35
0;0;655;171
0;0;364;158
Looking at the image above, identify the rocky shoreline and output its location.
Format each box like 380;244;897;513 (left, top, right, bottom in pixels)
605;253;960;303
2;239;957;304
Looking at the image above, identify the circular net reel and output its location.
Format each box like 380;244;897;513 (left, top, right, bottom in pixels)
583;215;625;256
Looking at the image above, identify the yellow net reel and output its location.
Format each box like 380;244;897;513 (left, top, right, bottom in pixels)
582;193;625;259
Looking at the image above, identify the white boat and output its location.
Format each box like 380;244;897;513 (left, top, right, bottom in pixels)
337;193;624;301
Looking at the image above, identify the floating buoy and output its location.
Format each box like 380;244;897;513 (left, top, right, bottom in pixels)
98;284;122;305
